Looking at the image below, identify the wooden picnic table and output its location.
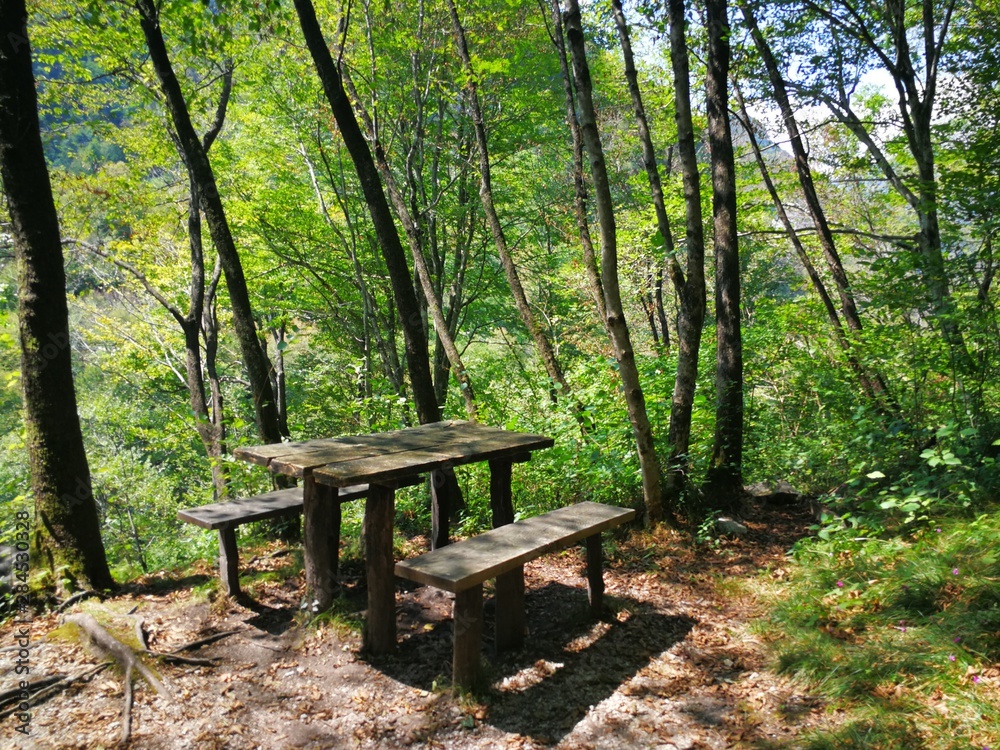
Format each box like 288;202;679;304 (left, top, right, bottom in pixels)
233;420;553;653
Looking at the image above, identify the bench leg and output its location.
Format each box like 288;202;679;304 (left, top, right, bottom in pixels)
494;566;525;652
363;483;396;654
453;583;484;690
586;533;605;618
218;525;240;596
303;475;336;612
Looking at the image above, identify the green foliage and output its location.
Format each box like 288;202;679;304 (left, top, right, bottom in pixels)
812;423;1000;539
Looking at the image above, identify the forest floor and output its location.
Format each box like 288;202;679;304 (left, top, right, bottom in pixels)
2;500;840;749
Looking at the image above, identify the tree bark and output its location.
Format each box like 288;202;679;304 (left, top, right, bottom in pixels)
795;0;977;416
135;0;285;446
731;83;893;408
0;0;114;593
548;0;606;325
564;0;664;524
446;0;572;403
610;0;683;307
704;0;744;500
664;0;707;505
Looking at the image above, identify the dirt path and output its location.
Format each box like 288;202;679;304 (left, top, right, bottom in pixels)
2;501;833;749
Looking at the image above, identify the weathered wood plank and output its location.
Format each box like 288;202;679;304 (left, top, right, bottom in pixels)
176;485;371;530
314;431;553;487
394;502;635;592
178;487;306;530
235;420;468;469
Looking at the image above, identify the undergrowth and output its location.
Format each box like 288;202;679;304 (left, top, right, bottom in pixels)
755;459;1000;750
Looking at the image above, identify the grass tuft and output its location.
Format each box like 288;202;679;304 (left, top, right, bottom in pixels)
756;509;1000;749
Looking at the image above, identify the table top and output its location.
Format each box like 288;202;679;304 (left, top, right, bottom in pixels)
233;420;553;487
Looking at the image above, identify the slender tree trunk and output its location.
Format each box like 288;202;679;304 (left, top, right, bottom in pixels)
136;0;285;446
740;3;892;405
1;0;114;593
664;0;707;505
704;0;744;500
732;84;893;407
564;0;664;523
341;67;478;420
610;0;683;302
446;0;572;402
292;0;440;426
549;0;606;325
269;324;290;437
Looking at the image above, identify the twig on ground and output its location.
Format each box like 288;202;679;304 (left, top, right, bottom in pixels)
170;629;240;653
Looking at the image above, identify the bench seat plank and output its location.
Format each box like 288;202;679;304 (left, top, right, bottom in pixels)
394;501;635;592
177;485;366;530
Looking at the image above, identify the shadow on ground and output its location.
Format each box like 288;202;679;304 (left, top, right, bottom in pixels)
375;580;696;745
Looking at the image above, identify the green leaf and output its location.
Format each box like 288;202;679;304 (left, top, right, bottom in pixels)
867;470;886;479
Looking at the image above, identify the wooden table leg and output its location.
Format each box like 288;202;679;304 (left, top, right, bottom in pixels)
363;483;396;654
302;474;335;612
328;485;342;580
488;458;514;527
453;583;483;690
494;566;525;652
586;533;605;618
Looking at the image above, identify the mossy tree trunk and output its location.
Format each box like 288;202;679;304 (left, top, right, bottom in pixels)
0;0;114;594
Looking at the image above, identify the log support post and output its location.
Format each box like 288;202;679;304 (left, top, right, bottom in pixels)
453;583;484;690
363;482;397;654
494;566;525;652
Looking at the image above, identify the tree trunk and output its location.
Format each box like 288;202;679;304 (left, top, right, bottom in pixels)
664;0;707;505
610;0;683;305
740;2;892;406
564;0;664;524
446;0;572;403
731;83;892;407
136;0;285;446
0;0;114;593
549;0;606;325
341;67;478;420
704;0;744;501
292;0;440;426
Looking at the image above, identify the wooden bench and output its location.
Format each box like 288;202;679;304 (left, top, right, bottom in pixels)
179;477;422;595
394;501;636;688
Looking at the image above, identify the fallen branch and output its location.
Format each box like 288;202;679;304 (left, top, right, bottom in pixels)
65;613;172;747
0;663;111;720
141;649;219;667
169;629;240;653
